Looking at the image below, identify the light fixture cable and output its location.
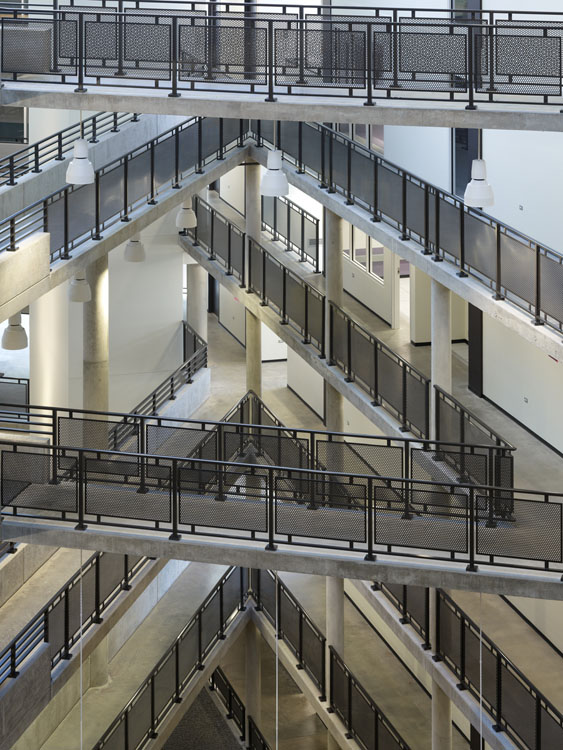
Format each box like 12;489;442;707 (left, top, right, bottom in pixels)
80;546;84;750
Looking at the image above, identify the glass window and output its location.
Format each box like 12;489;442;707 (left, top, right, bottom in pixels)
340;220;351;257
0;107;26;144
352;227;368;270
353;124;367;146
452;0;481;20
370;125;384;154
370;240;385;281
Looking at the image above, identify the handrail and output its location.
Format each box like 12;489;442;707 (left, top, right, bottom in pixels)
92;566;247;750
3;6;563;108
0;112;137;188
0;551;150;688
378;582;563;750
261;193;320;273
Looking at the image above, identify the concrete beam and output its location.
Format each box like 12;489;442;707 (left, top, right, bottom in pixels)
4;84;563;132
250;146;563;362
4;517;563;600
0;146;247;324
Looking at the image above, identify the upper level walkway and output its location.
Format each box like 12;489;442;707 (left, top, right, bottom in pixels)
4;2;563;132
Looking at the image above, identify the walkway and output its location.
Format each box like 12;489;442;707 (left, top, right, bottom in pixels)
27;562;226;750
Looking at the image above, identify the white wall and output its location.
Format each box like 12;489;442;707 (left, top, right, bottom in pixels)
287;348;324;419
410;267;468;344
29;283;70;408
220;165;245;215
483;316;563;454
506;597;563;655
344;251;400;328
218;285;287;362
384;126;451;192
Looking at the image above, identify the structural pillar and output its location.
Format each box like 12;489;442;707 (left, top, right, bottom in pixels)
83;255;109;412
30;282;70;409
185;260;208;342
245;162;263;397
430;279;452;440
245;620;262;727
324;207;344;433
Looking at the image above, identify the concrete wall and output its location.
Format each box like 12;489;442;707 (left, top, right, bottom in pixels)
483;316;563;454
0;544;57;608
343;250;400;329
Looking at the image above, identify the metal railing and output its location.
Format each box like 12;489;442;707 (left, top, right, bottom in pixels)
92;566;248;750
0;374;29;419
210;667;247;742
248;716;271;750
329;647;411;750
0;112;136;187
183;320;206;361
261;194;321;272
0;541;17;559
3;4;563;108
252;569;410;750
0;551;149;689
258;118;563;336
379;583;563;750
0;116;245;262
252;569;326;698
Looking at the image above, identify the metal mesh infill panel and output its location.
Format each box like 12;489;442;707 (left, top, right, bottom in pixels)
2;450;76;513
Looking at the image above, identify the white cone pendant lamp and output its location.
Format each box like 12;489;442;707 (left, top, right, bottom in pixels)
2;314;28;350
176;200;197;230
124;234;146;263
464;159;494;208
66;138;95;186
69;273;92;303
261;149;288;197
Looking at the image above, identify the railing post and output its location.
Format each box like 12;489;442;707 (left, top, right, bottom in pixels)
149;678;158;738
365;477;375;561
7;156;16;186
93;554;103;623
169;16;180;98
74;12;86;93
423;588;431;650
89;113;98;143
56;132;64;161
137;417;148;494
465;21;477;110
400;173;409;240
458;203;468;276
493;224;504;300
10;644;19;678
533;243;544;326
52;0;61;73
122;555;132;591
170;459;181;540
345;317;353;381
148;141;156;204
173;128;180;188
345;140;353;204
61;188;70;259
116;0;125;77
457;615;467;690
62;588;72;659
219;580;226;639
196;118;203;174
75;451;87;530
365;22;374;106
174;642;182;703
93;171;102;239
400;364;408;432
493;653;503;732
265;467;277;551
197;611;204;669
121;156;129;221
467;487;477;572
265;20;276;102
50;408;59;484
297;9;306;84
32;143;41;174
433;190;442;262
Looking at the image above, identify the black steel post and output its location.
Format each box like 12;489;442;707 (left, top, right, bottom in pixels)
148;141;156;204
467;488;477;571
265;467;277;551
265;21;276;102
169;16;180;97
122;554;132;591
75;451;87;530
32;144;41;174
170;459;181;540
533;244;544;326
365;23;374;106
93;172;102;239
400;173;409;240
493;654;503;732
149;678;158;738
62;588;72;659
94;554;103;623
345;317;353;382
458;203;468;276
365;477;375;561
121;156;129;221
61;188;70;259
466;21;477;110
74;12;86;92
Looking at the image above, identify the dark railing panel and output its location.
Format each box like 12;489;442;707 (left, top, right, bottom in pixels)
0;376;29;418
261;194;320;271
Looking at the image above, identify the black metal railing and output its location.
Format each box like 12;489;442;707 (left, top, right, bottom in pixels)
379;583;563;750
3;4;563;108
257;119;563;336
0;551;149;688
183;320;206;361
0;116;245;262
261;194;320;272
0;374;29;419
0;541;17;559
252;569;326;698
0;112;136;188
210;667;247;742
248;716;271;750
92;566;248;750
329;647;411;750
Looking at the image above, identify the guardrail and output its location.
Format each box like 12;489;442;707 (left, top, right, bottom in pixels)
252;569;410;750
3;4;563;108
210;667;247;742
0;116;245;262
0;375;29;420
261;194;320;272
0;112;136;187
0;551;149;689
256;118;563;337
248;716;271;750
92;566;248;750
379;583;563;750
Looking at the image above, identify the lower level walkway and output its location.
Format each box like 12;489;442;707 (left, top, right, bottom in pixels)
163;687;241;750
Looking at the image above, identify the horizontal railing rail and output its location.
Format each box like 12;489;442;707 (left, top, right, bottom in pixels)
0;112;137;188
252;569;326;698
0;551;149;689
92;566;247;750
261;193;320;272
210;667;247;742
256;119;563;337
0;116;245;263
379;582;563;750
329;646;411;750
3;5;563;108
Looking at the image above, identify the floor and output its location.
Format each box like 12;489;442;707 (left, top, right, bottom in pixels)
163;687;242;750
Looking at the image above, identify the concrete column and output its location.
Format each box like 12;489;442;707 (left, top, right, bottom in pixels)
246;309;262;397
83;255;109;413
432;680;452;750
324;208;345;433
430;278;452;440
245;620;262;725
30;282;70;409
185;261;208;342
89;636;109;688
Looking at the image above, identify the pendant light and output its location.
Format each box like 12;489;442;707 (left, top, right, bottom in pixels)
1;314;28;350
124;234;146;263
176;200;197;230
464;159;494;208
261;122;288;198
69;273;92;303
66;111;95;186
